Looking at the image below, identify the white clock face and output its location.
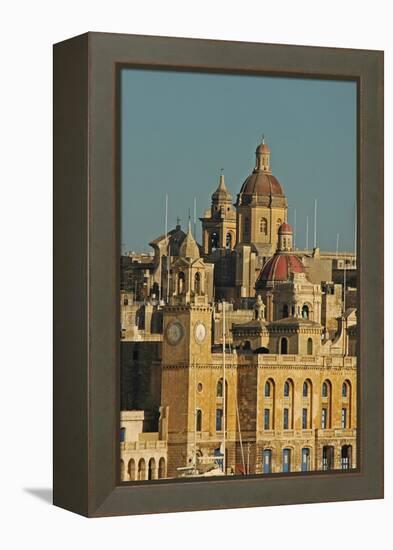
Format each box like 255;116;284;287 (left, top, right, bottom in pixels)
194;321;207;343
166;321;184;345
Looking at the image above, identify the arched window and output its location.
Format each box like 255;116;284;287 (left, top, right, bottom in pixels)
194;272;201;294
128;458;136;481
196;409;202;432
217;379;223;398
303;381;308;397
342;381;349;397
120;427;126;442
276;218;282;232
265;381;271;397
178;271;185;294
226;232;232;249
302;305;309;319
307;338;313;355
138;458;146;480
284;381;290;397
280;337;288;354
282;304;289;318
158;457;166;479
260;217;268;235
321;380;332;429
211;231;219;251
216;408;223;431
148;458;156;480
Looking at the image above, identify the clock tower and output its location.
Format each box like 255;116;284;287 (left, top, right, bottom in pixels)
161;222;213;476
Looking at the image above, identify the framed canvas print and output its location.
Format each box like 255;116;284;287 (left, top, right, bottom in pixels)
53;32;384;517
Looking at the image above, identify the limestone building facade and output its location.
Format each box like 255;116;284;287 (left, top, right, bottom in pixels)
120;137;358;480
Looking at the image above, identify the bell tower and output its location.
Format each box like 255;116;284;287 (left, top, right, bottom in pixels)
200;171;237;254
161;222;213;476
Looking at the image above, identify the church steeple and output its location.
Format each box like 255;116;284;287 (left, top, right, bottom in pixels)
212;169;232;206
179;220;200;260
255;135;271;173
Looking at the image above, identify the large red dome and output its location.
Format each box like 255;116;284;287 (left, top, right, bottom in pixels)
239;172;285;198
256;253;304;289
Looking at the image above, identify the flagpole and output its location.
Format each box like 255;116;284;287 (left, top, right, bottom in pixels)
314;199;317;249
293;208;297;249
306;216;309;250
165;194;169;303
193;197;197;240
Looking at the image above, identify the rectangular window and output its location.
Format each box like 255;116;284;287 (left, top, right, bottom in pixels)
216;408;223;431
264;408;270;430
302;408;308;429
120;427;125;442
341;408;347;429
283;408;289;429
321;408;327;429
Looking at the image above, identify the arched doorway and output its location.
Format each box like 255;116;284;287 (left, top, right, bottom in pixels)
138;458;146;480
158;457;166;479
301;448;311;471
128;458;136;481
341;445;352;469
322;446;334;470
148;458;156;480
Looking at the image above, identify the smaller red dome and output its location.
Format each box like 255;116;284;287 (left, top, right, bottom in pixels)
278;223;293;234
256;253;304;289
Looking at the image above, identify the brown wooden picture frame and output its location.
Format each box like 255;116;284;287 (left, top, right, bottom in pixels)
53;32;383;517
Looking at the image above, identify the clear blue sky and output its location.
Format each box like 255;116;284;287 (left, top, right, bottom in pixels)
121;68;356;253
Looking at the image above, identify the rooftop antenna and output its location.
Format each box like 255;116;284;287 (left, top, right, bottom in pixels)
336;233;340;259
313;199;318;249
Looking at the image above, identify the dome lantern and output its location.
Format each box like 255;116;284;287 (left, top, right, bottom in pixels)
255;135;271;173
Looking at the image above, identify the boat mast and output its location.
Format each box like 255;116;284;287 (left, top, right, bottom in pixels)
222;300;226;474
194;356;197;472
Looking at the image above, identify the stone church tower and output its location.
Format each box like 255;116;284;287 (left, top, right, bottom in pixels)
161;223;213;476
200;172;237;254
235;138;288;298
235;137;288;253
